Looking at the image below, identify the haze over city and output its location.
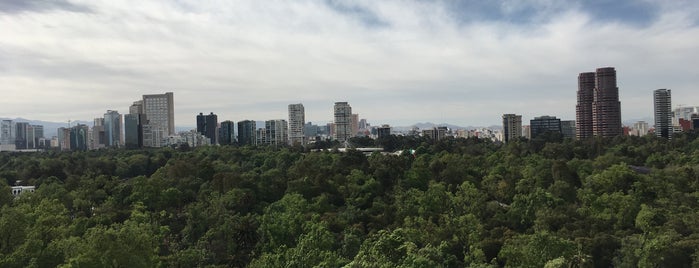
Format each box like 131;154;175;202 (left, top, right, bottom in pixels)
2;0;699;126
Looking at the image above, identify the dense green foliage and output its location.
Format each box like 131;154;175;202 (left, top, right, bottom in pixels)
2;133;699;267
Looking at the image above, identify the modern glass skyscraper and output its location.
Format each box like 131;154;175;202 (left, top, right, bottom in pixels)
333;102;352;142
237;120;256;146
197;112;218;145
288;103;305;145
654;89;672;139
104;110;122;147
530;116;562;138
219;120;235;145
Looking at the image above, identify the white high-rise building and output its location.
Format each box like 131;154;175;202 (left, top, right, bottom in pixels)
654;89;672;139
333;102;352;142
288;103;305;145
265;119;288;146
142;92;174;147
1;120;13;145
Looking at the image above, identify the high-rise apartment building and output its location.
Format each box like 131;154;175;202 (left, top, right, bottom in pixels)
142;92;174;147
334;102;352;142
219;120;235;145
1;120;13;145
654;89;672;139
502;114;522;143
530;116;562;138
237;120;256;146
351;114;359;137
377;125;391;139
197;112;218;145
288;103;305;145
576;72;595;139
262;119;288;146
104;110;122;147
592;67;622;137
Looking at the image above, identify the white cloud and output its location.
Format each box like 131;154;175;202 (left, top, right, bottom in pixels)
1;0;698;127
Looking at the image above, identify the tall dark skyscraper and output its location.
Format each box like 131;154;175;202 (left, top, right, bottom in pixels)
197;112;218;144
576;67;622;138
592;67;622;137
654;89;672;139
237;120;256;146
530;115;562;138
576;72;595;139
219;120;235;145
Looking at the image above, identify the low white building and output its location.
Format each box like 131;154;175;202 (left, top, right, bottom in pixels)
11;186;35;196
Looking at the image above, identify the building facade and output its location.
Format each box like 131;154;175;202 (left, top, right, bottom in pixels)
104;110;122;147
124;113;146;148
288;103;305;145
502;114;522;143
334;102;352;142
197;112;218;145
377;125;391;139
592;67;622;137
561;120;576;139
219;120;235;145
654;89;672;139
237;120;256;146
142;92;174;147
530;116;562;138
576;72;595;139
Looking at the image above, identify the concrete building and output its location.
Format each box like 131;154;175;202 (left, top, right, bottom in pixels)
351;114;359;137
561;120;576;139
91;118;106;150
142;92;174;147
219;120;235;145
632;121;649;136
104;110;122;147
422;127;448;140
57;127;71;150
11;186;35;197
288;103;305;145
377;125;391;139
592;67;622;137
237;120;256;146
502;114;522;143
0;120;12;145
654;89;672;139
262;119;288;146
530;116;562;138
576;72;595;139
197;112;218;145
334;102;352;142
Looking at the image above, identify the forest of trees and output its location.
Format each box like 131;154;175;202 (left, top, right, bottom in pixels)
1;132;699;267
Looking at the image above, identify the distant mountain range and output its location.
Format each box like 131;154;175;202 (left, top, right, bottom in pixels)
393;122;502;132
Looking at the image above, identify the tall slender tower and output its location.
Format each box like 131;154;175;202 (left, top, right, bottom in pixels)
654;89;672;139
142;92;175;147
502;114;522;143
197;112;218;144
333;102;352;142
576;72;595;139
288;103;305;145
592;67;622;137
104;110;122;147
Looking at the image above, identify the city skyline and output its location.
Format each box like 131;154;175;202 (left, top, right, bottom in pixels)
2;1;699;126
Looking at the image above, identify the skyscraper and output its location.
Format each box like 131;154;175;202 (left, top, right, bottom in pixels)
104;110;122;147
237;120;256;146
1;120;13;145
654;89;672;139
334;102;352;142
502;114;522;143
592;67;622;137
197;112;218;144
219;120;235;145
288;103;305;145
124;113;146;148
142;92;174;147
14;122;28;149
576;72;595;139
264;119;288;146
351;114;359;137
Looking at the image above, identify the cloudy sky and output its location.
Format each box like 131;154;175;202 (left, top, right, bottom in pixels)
2;0;698;127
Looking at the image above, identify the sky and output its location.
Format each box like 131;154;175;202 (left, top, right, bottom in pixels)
1;0;699;127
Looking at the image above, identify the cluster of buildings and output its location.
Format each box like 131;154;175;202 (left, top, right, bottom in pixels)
3;67;699;152
502;67;699;142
